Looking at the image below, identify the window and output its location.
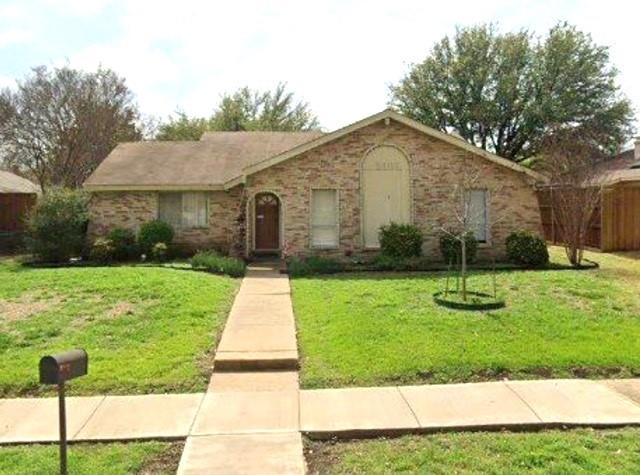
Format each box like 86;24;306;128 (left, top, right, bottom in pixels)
468;189;488;242
311;189;338;248
158;192;208;228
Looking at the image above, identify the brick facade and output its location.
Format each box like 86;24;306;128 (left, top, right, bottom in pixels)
88;188;244;253
245;120;541;260
88;119;542;260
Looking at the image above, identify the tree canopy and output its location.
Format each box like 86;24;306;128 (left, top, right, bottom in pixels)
0;66;141;190
155;83;319;141
390;23;634;162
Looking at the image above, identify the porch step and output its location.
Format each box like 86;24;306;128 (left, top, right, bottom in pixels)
214;350;299;371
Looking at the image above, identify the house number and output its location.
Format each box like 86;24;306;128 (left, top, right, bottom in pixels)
373;161;401;171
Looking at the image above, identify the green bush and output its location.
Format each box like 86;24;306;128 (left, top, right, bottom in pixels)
151;242;169;262
107;227;138;261
379;223;423;258
89;238;115;264
190;250;246;277
506;231;549;268
26;188;88;262
287;256;344;276
138;220;174;254
440;232;478;265
371;255;432;272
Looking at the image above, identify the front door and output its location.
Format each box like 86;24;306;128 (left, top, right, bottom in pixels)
255;193;280;250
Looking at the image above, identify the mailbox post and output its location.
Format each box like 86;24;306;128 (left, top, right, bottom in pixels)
39;349;88;475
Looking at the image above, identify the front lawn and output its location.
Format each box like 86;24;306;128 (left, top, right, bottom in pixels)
0;260;239;396
0;441;181;475
306;429;640;474
292;248;640;388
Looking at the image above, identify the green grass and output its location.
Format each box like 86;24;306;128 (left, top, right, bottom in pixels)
0;442;181;475
0;259;239;396
292;248;640;388
307;429;640;474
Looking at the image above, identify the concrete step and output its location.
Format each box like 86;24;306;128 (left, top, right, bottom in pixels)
214;350;299;371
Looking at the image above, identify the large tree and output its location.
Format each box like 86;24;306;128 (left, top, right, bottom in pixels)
156;83;319;140
390;23;634;162
0;66;141;190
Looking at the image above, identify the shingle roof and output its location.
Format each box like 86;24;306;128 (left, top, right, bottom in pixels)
594;149;640;186
0;170;40;194
84;131;323;189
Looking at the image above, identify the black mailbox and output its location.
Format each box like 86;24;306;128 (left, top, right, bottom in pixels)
39;349;88;385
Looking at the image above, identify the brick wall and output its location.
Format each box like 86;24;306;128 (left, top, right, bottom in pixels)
87;188;243;254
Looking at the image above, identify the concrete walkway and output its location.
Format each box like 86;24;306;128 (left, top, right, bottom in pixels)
3;379;640;445
177;263;305;474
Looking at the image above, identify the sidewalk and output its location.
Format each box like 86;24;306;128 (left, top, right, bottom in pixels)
2;379;640;445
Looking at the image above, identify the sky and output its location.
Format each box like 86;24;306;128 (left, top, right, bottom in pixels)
0;0;638;138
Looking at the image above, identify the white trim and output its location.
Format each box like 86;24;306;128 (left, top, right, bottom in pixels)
236;109;546;185
309;188;340;250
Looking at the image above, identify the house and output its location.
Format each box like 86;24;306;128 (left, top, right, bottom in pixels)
84;109;544;260
0;171;39;253
0;170;39;233
539;138;640;251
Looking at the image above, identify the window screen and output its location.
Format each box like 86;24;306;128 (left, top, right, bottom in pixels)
158;192;208;228
311;189;338;247
468;189;488;242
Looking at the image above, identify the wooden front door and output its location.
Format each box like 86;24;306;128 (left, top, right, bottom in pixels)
255;193;280;250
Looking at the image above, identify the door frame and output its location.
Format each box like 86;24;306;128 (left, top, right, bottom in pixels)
359;144;413;249
252;191;283;253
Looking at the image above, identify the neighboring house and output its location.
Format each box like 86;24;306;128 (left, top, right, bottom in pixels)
0;170;39;234
540;139;640;251
84;109;544;260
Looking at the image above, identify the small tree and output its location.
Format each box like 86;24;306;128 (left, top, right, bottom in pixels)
438;157;503;301
540;127;605;267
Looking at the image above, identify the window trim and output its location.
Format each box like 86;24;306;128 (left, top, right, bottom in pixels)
157;192;210;229
309;188;340;249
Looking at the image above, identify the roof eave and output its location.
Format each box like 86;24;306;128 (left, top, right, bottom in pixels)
84;183;225;192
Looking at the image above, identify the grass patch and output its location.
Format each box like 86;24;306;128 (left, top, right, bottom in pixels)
306;429;640;474
292;248;640;388
0;441;181;475
0;259;239;396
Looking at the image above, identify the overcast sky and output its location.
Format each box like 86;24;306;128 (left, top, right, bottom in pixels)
0;0;637;139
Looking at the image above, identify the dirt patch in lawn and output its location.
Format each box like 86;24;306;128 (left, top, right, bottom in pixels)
305;439;343;475
107;301;137;319
0;293;62;323
139;442;184;474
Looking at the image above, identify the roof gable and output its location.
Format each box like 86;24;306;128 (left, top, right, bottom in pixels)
241;109;545;184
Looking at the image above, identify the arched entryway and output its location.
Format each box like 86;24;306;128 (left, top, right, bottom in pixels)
254;192;281;252
361;145;411;248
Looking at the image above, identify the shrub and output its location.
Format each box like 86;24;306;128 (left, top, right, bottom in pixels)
506;231;549;268
287;256;343;276
26;188;88;262
151;242;169;262
107;227;138;261
439;232;478;265
379;223;423;258
89;238;115;264
138;220;174;254
190;250;246;277
371;255;432;272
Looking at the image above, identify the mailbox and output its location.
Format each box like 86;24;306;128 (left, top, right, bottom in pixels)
39;349;88;385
